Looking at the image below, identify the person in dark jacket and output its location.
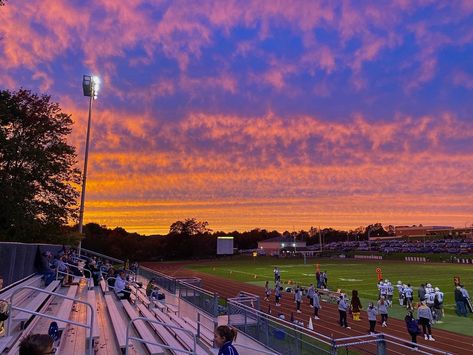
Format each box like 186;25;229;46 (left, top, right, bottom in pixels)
418;284;426;302
37;251;55;286
405;311;420;349
214;325;238;355
351;290;362;321
455;286;467;316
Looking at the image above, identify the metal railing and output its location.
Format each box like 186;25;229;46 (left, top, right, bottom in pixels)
229;298;452;355
230;291;260;311
139;266;177;293
179;281;219;317
62;262;94;289
6;286;95;355
196;311;217;346
80;247;125;265
125;316;197;355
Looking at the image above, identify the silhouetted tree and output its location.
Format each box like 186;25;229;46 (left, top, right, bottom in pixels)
169;218;211;236
0;89;80;241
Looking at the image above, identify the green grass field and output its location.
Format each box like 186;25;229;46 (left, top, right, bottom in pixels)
186;256;473;336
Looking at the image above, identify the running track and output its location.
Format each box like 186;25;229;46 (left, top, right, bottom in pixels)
143;262;473;355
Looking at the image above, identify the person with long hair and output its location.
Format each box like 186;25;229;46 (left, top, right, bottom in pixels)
377;297;389;327
214;325;238;355
417;301;435;341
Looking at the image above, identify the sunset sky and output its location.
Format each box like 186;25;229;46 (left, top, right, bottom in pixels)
1;0;473;234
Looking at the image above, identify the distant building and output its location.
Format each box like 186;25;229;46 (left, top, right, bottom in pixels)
389;225;473;239
257;236;306;256
427;227;473;239
395;225;454;237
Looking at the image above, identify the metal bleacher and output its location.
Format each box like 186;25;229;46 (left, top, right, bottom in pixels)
0;246;223;355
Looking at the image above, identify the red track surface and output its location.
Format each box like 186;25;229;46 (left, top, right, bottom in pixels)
143;262;473;355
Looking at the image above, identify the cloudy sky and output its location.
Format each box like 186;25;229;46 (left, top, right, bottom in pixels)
1;0;473;234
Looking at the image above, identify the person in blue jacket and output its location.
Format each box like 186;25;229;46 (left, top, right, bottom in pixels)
214;325;239;355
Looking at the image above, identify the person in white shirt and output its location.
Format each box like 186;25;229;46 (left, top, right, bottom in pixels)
434;287;444;321
460;285;471;313
404;284;413;310
114;271;131;300
386;282;394;306
396;281;404;306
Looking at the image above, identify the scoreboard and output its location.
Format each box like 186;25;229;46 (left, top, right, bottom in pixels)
217;236;234;255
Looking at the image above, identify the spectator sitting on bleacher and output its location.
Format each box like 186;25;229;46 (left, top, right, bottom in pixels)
106;268;116;287
214;325;239;355
114;270;131;300
86;258;101;286
19;334;54;355
37;251;56;287
146;279;156;296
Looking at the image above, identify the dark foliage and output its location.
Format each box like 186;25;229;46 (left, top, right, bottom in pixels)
0;89;80;242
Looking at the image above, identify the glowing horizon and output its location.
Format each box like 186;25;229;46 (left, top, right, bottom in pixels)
1;1;473;235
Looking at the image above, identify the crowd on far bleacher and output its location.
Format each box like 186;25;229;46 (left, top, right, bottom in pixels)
324;238;473;255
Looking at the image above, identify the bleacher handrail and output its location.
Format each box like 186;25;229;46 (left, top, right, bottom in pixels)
196;311;217;345
0;274;38;295
80;247;124;264
125;316;197;355
6;285;95;355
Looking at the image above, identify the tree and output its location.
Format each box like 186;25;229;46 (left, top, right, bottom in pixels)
169;218;211;236
0;89;80;241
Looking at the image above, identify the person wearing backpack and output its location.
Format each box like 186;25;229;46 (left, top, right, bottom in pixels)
405;311;420;350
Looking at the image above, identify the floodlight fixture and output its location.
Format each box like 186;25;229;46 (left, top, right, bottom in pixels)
82;74;100;99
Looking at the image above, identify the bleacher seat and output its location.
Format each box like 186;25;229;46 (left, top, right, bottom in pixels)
137;303;187;355
86;290;100;342
56;285;78;330
13;280;61;325
150;306;208;355
121;300;163;355
104;294;127;350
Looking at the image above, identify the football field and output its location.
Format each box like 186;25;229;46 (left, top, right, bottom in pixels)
186;256;473;336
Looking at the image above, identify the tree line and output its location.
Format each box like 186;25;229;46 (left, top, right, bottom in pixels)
79;219;392;261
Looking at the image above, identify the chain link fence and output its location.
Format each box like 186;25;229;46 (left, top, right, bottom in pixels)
179;281;219;317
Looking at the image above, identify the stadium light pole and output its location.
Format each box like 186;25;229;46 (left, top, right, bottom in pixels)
78;75;100;256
